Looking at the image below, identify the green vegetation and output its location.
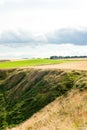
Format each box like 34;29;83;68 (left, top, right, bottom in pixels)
0;69;87;129
0;59;77;68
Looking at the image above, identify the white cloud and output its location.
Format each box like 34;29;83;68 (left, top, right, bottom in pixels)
0;0;87;59
0;0;87;34
0;44;87;59
0;0;86;10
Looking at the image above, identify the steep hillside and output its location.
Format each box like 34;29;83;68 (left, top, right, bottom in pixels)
0;69;87;130
9;89;87;130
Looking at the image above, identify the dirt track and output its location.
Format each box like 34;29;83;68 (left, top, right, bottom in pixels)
29;61;87;71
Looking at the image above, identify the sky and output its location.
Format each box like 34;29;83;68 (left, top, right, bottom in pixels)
0;0;87;59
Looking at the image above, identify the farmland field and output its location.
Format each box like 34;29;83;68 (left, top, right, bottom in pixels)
0;59;77;69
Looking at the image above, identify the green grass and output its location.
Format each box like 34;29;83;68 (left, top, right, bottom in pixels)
0;59;77;68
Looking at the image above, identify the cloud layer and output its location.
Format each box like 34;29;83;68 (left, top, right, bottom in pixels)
47;29;87;45
0;43;87;59
0;28;87;46
0;31;34;44
0;28;87;59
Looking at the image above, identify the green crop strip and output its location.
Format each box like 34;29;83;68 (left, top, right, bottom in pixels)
0;59;78;68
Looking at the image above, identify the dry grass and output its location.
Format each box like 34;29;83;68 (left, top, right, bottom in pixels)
8;89;87;130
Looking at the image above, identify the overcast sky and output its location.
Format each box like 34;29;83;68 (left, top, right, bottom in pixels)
0;0;87;59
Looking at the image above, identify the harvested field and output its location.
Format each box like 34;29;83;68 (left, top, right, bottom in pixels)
29;61;87;71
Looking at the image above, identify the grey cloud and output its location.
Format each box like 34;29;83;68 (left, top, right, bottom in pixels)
0;31;34;44
46;29;87;45
0;31;47;47
0;29;87;47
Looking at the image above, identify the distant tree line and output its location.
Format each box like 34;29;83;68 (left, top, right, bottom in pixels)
50;56;87;59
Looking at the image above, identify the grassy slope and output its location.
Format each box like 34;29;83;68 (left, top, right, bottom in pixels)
0;69;87;130
0;59;77;68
